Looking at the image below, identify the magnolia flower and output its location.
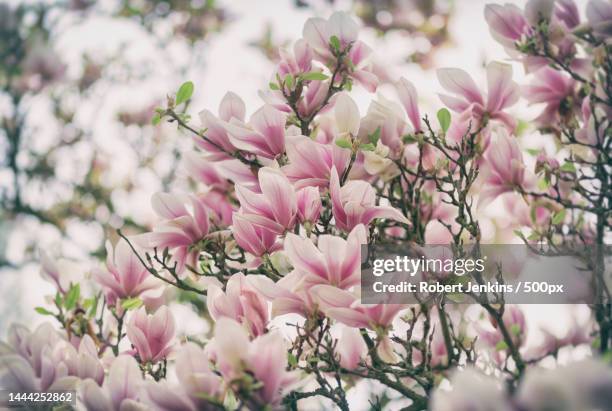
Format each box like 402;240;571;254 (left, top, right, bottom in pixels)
225;104;287;159
517;359;612;411
1;324;80;392
312;285;405;331
431;368;512;411
146;343;223;411
296;186;322;225
523;67;576;126
358;93;408;157
335;324;367;370
396;77;422;133
231;212;280;258
207;273;269;337
209;318;299;407
303;12;378;91
235;167;297;234
196;91;244;161
136;192;211;275
39;250;65;293
248;270;321;318
475;305;526;358
330;166;408;231
587;0;612;39
283;224;367;289
478;130;526;207
93;239;158;305
126;306;175;363
277;39;313;78
283;136;351;188
80;355;145;411
437;61;520;131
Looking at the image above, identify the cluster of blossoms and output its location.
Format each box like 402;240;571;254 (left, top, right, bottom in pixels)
1;1;611;410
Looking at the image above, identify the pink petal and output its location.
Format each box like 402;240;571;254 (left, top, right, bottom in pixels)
437;68;484;106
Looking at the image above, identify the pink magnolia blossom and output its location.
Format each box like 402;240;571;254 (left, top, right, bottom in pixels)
126;306;175;363
1;323;81;392
330;166;408;231
396;77;423;133
484;3;532;49
146;342;223;411
235;167;297;234
311;285;406;331
335;324;367;370
209;318;299;407
80;355;144;411
39;250;65;293
247;270;322;318
475;305;526;365
232;212;280;258
93;239;158;305
283;224;367;289
136;192;211;274
224;104;287;159
277;39;313;78
283;136;351;188
587;0;612;39
197;91;244;161
437;61;520;131
523;67;576;126
296;186;322;225
303;12;378;92
478;130;526;207
207;273;269;337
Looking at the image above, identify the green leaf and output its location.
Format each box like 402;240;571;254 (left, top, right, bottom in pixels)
151;113;161;126
122;297;143;310
64;284;80;310
287;352;298;367
560;162;576;173
175;81;194;106
335;138;352;149
510;324;522;336
360;143;375;151
268;82;279;90
552;209;566;225
369;127;381;145
35;307;54;316
437;108;451;133
300;72;328;81
329;35;341;52
526;148;541;156
284;74;294;90
495;340;509;351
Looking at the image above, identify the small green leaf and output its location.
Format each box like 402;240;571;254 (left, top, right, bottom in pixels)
552;209;566;225
537;178;550;191
402;134;417;144
510;324;522;336
437;108;451;133
54;292;62;307
151;113;161;126
35;307;54;316
329;35;340;52
335;138;352;149
560;162;576;173
301;71;329;81
287;352;298;367
369;127;381;145
122;297;143;310
284;74;294;90
269;82;279;90
64;284;80;310
526;148;541;156
495;340;509;351
175;81;194;106
360;143;375;151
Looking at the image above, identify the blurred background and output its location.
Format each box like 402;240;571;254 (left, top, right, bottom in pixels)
0;0;590;338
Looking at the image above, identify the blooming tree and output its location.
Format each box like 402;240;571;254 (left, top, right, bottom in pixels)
1;1;611;410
